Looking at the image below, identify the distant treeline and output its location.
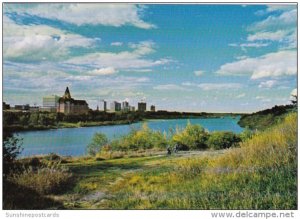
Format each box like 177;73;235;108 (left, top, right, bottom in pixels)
238;104;296;130
3;110;243;133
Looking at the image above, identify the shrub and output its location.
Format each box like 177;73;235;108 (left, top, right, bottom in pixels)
3;134;23;176
87;133;109;156
9;162;72;195
207;131;241;150
172;121;208;150
239;127;254;141
110;123;168;151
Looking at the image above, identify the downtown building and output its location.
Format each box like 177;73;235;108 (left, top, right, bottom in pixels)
110;101;121;112
40;95;60;112
57;87;89;115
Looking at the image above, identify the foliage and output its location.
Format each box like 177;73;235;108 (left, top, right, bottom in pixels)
8;161;72;195
207;131;241;150
4;113;296;209
110;123;168;151
172;121;208;150
3;134;23;175
239;127;254;141
87;133;109;156
238;104;294;130
100;113;297;209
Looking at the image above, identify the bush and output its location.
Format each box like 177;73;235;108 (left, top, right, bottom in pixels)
207;131;241;150
3;134;23;176
87;133;109;156
9;162;72;195
239;127;254;141
172;121;208;150
110;123;168;151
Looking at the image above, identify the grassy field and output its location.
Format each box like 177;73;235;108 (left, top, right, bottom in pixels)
4;113;297;210
57;150;224;209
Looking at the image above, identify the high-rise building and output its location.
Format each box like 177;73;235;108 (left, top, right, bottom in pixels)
110;101;121;112
41;95;60;112
138;102;146;112
103;100;107;112
122;101;130;112
150;105;155;112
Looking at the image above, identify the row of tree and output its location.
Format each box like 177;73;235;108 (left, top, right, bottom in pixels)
87;122;253;156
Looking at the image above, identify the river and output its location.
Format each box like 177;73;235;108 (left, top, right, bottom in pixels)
16;117;243;157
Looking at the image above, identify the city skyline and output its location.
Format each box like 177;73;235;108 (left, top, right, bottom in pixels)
3;4;297;113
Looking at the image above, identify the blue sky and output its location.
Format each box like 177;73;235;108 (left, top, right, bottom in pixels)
3;4;297;113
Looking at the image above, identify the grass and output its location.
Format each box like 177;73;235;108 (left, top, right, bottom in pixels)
4;113;297;209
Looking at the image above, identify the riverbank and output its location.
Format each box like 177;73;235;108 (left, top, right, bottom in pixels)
3;110;245;133
3;113;297;209
4;120;140;133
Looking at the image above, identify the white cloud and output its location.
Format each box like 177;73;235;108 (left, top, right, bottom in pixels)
194;70;205;76
87;67;118;76
153;84;189;91
266;5;296;12
65;41;172;71
247;30;289;41
217;50;297;79
229;42;269;48
197;83;242;91
181;82;197;87
258;80;277;88
236;93;246;98
234;6;297;52
111;42;123;46
255;96;271;102
128;41;156;55
5;4;155;29
250;9;296;31
127;69;152;73
290;88;297;96
235;55;248;60
3;16;96;61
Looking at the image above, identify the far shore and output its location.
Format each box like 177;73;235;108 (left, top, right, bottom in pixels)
4;113;244;133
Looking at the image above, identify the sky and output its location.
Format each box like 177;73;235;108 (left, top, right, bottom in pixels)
2;3;297;113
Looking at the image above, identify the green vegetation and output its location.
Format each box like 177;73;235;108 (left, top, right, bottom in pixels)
238;104;295;130
3;111;142;132
87;133;109;156
3;110;244;133
172;121;208;150
207;131;241;150
87;122;242;154
109;123;168;151
3;112;297;209
97;112;297;209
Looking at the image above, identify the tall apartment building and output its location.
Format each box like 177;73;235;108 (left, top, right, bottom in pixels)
138;102;146;112
110;101;121;112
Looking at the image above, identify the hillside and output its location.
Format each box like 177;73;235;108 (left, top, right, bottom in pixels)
238;104;295;130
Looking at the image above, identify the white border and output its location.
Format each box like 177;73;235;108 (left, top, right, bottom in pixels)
0;1;299;219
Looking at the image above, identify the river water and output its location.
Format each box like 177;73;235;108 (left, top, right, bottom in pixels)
16;117;243;157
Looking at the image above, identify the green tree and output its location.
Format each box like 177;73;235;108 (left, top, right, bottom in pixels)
172;121;208;150
87;133;109;156
207;131;241;150
3;133;23;175
28;113;39;126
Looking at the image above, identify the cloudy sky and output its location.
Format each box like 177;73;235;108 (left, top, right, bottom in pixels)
3;4;297;113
